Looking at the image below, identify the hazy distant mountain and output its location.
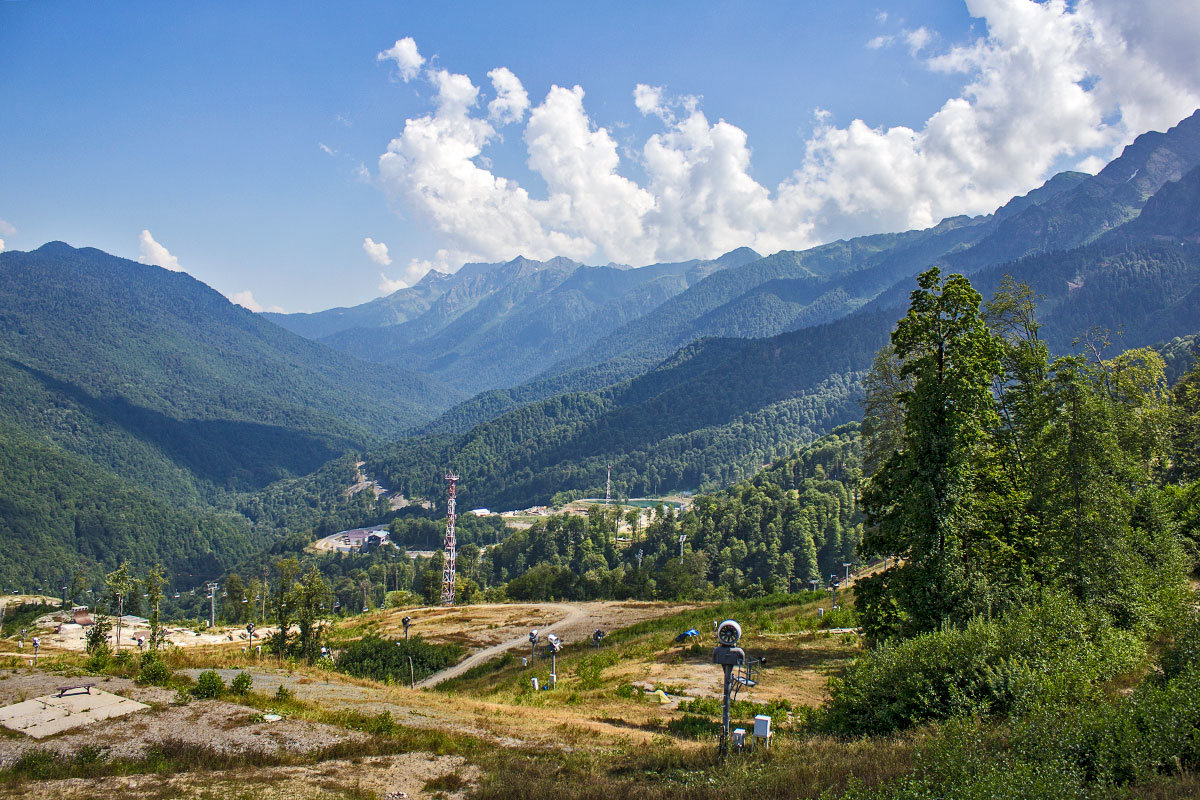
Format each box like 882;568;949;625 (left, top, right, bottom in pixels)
421;174;1090;436
943;109;1200;272
307;249;760;395
263;268;456;339
0;242;461;496
376;111;1200;509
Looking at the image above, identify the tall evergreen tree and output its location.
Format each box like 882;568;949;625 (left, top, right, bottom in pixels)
862;268;1003;634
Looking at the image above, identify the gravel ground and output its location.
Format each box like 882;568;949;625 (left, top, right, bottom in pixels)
0;670;364;768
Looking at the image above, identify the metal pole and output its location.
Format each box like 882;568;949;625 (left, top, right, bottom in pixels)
409;656;414;689
720;664;733;759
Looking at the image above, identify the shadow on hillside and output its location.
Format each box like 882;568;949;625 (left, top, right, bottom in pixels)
7;359;348;491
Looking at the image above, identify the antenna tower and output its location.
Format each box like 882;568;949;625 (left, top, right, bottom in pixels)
440;473;458;606
605;465;612;507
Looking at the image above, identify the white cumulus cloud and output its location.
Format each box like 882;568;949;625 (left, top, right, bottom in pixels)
0;219;15;237
487;67;530;125
377;37;425;82
229;290;283;314
0;239;5;252
137;229;181;271
905;27;933;55
362;237;392;266
374;10;1200;274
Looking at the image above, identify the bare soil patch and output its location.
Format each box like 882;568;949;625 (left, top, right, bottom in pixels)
2;751;478;800
0;671;362;768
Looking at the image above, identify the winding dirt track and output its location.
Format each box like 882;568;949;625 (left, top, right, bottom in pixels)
417;602;591;687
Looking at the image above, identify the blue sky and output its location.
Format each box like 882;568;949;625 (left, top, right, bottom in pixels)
2;1;1198;312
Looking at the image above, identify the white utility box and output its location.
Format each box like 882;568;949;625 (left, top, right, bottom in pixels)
753;715;773;748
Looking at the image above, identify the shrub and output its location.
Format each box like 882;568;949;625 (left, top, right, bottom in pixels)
274;685;292;702
9;749;62;780
84;650;110;673
823;594;1143;736
83;616;112;658
230;670;253;695
335;635;464;684
573;651;619;690
192;670;225;699
667;714;719;740
1159;612;1200;682
818;604;860;630
135;652;172;686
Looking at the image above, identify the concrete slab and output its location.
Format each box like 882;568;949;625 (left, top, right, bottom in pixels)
0;689;148;739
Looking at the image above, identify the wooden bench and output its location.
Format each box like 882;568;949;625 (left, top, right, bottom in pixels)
55;683;95;698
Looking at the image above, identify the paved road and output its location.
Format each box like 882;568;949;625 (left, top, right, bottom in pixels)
417;602;589;688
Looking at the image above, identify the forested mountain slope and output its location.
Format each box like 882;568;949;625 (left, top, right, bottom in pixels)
366;306;895;510
478;424;864;600
371;152;1200;512
0;419;262;591
280;249;759;397
945;108;1200;272
413;180;1088;438
0;243;460;496
532;178;1088;392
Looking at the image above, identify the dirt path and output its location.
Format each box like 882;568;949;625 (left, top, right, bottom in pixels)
418;602;590;687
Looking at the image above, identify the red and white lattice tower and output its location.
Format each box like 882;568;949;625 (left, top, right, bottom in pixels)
440;473;459;606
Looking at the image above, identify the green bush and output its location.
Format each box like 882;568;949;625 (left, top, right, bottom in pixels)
573;651;619;690
274;685;292;702
667;714;719;740
1159;612;1200;682
135;652;172;686
818;604;860;629
230;670;253;695
823;594;1143;735
335;635;464;684
83;650;110;673
192;670;225;699
9;749;62;780
842;656;1200;799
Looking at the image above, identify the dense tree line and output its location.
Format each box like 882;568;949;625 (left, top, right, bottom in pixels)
466;424;862;601
855;269;1197;641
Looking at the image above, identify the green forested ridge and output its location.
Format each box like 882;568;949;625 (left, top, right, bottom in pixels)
0;419;261;591
367;307;893;511
0;242;460;495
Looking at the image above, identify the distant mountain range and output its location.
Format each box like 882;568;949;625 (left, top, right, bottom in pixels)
363;109;1200;509
268;249;761;396
3;109;1199;583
